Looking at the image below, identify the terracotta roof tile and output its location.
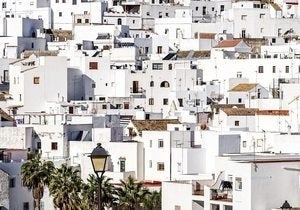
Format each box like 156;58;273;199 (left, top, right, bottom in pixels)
132;119;181;133
229;83;258;92
199;33;216;39
256;110;289;116
221;108;258;116
214;39;243;48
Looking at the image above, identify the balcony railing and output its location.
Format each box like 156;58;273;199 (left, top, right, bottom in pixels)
130;88;146;98
210;189;233;202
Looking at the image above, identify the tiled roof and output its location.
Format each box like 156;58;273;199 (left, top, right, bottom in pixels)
256;110;289;116
214;39;243;48
0;108;14;121
221;108;258;116
199;33;216;39
131;119;181;133
229;83;258;92
176;50;210;58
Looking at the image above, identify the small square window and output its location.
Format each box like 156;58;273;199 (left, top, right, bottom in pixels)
235;121;239;126
149;98;154;105
238;98;242;103
89;62;98;70
286;66;290;73
92;83;96;88
235;177;242;190
158;139;164;148
77;19;82;23
23;202;29;210
163;98;168;105
242;141;247;147
33;77;40;84
51;142;58;150
157;162;165;171
85;19;89;23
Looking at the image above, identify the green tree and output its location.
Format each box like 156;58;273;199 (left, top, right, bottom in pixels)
116;176;150;210
82;174;117;209
21;153;55;210
49;163;82;210
143;190;161;210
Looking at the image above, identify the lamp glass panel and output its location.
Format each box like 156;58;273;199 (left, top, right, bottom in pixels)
92;157;106;172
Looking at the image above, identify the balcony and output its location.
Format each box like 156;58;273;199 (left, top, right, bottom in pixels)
130;87;146;98
193;182;204;196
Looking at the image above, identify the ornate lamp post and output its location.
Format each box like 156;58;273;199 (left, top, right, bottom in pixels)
89;143;110;210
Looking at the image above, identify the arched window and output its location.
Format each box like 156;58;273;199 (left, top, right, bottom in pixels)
117;18;122;25
150;81;154;87
160;81;170;88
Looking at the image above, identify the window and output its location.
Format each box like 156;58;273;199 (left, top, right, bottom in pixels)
178;98;183;107
37;142;41;149
149;160;152;168
85;19;89;23
117;18;122;25
272;66;276;73
235;177;242;190
23;202;29;210
220;5;224;12
31;42;34;48
238;98;242;103
152;63;163;70
150;81;154;87
157;46;162;54
237;72;242;78
51;142;58;150
165;29;169;34
234;121;239;126
133;20;135;24
62;0;66;2
195;6;199;11
278;28;282;36
2;2;6;8
258;66;264;73
159;12;162;18
175;206;181;210
168;63;172;70
77;19;82;23
145;47;149;54
202;6;206;15
33;77;40;84
59;12;62;17
92;83;96;88
257;139;263;147
146;12;150;16
272;38;276;43
89;62;98;70
19;94;22;102
150;140;152;147
286;66;290;73
120;159;126;172
242;141;247;148
102;104;107;109
149;98;154;105
72;0;77;5
9;178;15;188
56;0;59;3
259;13;265;18
177;162;181;172
166;13;169;17
241;29;246;38
163;98;168;105
158;139;164;148
194;32;198;39
157;162;165;171
299;65;300;73
241;15;247;20
160;81;170;87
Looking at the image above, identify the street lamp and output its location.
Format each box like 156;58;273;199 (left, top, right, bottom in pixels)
281;200;292;210
89;143;110;210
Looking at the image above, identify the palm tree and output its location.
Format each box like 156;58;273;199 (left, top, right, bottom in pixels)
82;174;117;209
116;176;150;210
143;190;161;210
49;163;82;210
21;153;55;210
